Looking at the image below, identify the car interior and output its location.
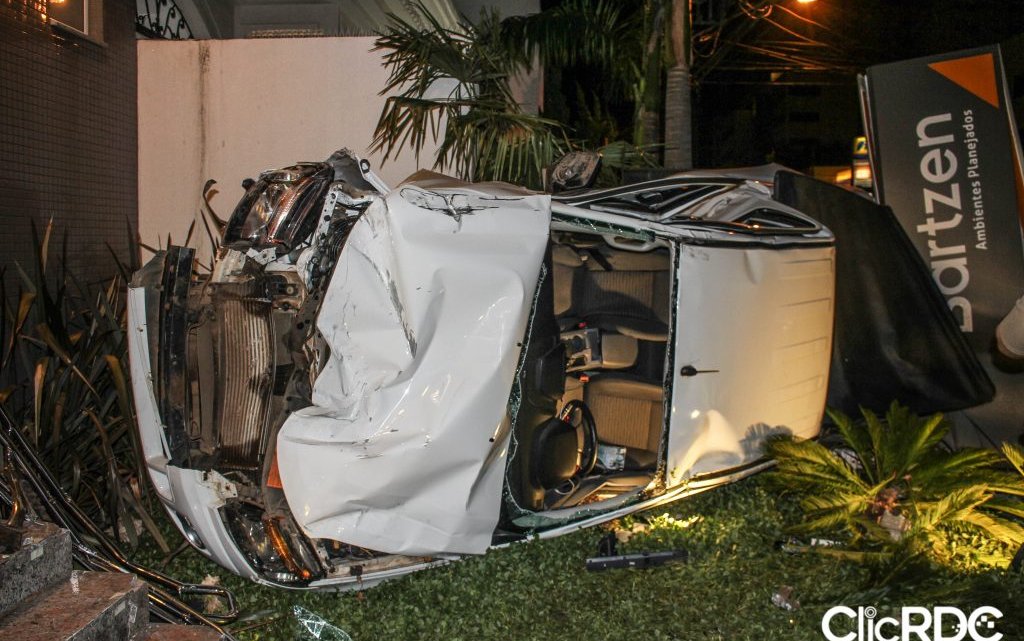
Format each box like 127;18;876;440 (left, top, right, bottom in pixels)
506;227;674;516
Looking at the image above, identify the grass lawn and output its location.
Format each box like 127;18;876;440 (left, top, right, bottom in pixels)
143;475;1024;640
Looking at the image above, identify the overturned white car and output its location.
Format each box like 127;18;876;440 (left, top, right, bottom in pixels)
128;150;835;589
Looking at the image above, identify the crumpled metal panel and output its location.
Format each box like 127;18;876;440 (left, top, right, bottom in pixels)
276;175;550;556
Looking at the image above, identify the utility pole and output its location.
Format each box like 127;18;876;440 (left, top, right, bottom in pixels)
664;0;692;169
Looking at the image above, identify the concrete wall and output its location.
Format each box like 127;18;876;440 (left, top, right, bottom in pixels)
137;36;439;257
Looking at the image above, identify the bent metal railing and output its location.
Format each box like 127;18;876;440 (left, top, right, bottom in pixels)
0;407;239;638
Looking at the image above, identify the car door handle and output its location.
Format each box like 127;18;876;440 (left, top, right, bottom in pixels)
679;365;719;377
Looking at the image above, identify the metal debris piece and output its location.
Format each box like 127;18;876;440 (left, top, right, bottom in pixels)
597;532;618;556
293;605;353;641
0;410;239;634
832;447;864;472
771;585;800;611
878;509;910;541
585;549;688;572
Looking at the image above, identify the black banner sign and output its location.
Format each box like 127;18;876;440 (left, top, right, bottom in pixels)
863;46;1024;351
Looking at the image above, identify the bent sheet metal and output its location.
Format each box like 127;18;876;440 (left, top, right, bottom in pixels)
276;173;550;555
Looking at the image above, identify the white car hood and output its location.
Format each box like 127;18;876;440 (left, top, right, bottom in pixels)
276;173;550;556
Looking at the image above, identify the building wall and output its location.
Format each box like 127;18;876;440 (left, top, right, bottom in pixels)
137;36;440;261
0;0;138;285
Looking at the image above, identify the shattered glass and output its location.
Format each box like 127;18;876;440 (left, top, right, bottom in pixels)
501;261;547;519
293;606;353;641
770;585;800;611
551;213;654;242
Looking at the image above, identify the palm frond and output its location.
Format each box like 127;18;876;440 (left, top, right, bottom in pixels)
767;436;870;492
826;406;877;483
372;3;569;188
912;486;990;530
955;510;1024;548
984;495;1024;520
884;402;948;479
500;0;639;86
1002;442;1024;477
909;450;1024;505
862;406;888;481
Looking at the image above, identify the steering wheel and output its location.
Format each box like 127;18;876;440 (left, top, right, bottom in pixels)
559;400;599;479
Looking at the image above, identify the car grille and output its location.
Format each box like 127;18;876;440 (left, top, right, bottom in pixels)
214;296;274;468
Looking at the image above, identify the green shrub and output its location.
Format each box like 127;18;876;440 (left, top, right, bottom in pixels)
766;402;1024;569
0;221;167;552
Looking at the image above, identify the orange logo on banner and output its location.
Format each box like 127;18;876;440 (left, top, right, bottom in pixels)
928;53;1000;109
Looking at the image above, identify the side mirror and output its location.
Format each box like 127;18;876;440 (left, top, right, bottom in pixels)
547;151;601;193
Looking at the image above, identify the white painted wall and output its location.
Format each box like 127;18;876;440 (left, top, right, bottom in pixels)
137;37;439;257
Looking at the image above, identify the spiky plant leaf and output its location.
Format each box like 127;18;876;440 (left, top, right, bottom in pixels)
2;221;169;553
862;407;888;481
984;496;1024;520
766;436;870;492
826;406;876;481
886;405;948;478
910;448;1003;491
1002;442;1024;477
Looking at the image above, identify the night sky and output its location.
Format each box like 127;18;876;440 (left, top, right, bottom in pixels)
543;0;1024;169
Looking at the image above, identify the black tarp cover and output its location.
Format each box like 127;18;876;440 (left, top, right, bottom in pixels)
773;171;994;415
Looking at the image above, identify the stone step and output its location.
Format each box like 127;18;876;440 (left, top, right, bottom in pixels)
134;622;226;640
0;520;72;619
0;570;148;641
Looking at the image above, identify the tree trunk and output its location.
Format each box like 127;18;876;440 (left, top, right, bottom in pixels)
663;0;692;170
663;67;692;169
633;1;664;155
641;109;661;154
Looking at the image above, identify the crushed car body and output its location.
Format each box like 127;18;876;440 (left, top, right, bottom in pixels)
128;149;835;588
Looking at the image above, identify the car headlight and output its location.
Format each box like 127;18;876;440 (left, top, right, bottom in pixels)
224;163;333;252
221;502;322;584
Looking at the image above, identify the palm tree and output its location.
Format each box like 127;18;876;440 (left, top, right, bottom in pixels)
663;0;691;169
372;1;665;188
372;5;570;188
766;402;1024;568
503;0;665;152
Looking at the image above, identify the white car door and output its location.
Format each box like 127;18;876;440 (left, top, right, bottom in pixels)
666;242;835;486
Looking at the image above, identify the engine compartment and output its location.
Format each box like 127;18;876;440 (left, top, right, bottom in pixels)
141;160;446;586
